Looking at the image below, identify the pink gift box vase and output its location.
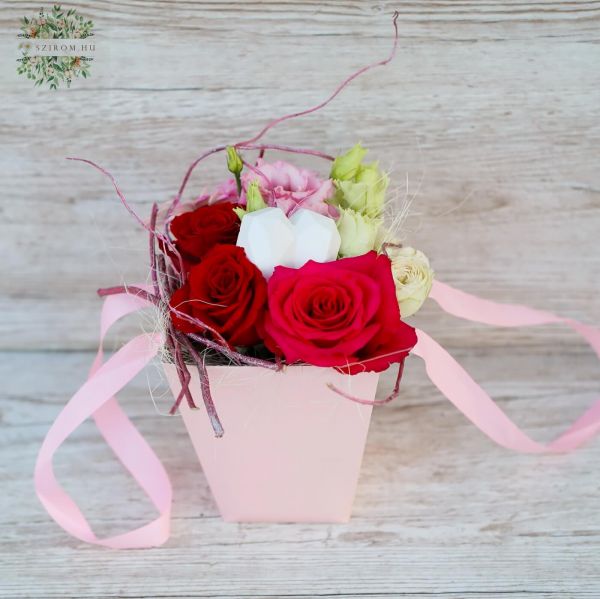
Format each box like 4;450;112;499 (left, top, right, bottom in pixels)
164;363;379;523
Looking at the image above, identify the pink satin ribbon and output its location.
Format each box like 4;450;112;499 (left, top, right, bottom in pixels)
34;291;171;548
413;280;600;453
35;280;600;548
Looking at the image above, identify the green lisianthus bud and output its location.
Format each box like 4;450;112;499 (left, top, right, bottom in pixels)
330;144;389;219
330;143;367;181
235;180;267;220
246;180;267;212
336;207;382;258
335;162;388;219
227;146;244;197
226;146;243;176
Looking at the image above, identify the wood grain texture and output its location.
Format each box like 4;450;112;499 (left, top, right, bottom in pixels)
1;1;600;597
1;350;600;597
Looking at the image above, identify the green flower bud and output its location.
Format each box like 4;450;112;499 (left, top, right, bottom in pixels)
336;208;382;258
330;144;389;219
235;180;267;219
330;143;367;181
246;180;267;212
226;146;243;176
335;162;388;219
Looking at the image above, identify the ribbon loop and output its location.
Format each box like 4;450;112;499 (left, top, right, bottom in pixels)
34;291;171;548
415;280;600;453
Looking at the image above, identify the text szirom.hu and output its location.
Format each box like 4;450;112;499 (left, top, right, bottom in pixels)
24;39;96;56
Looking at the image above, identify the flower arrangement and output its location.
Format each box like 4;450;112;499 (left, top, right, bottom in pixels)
35;13;600;544
93;140;433;437
186;145;430;380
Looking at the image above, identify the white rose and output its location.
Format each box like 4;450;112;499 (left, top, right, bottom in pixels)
336;208;381;258
389;246;434;317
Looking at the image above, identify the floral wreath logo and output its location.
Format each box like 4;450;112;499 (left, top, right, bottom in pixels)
17;5;94;89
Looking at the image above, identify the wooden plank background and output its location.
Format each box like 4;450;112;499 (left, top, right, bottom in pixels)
1;1;599;597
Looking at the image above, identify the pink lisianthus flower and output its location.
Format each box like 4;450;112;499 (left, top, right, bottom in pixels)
242;159;338;218
211;178;239;203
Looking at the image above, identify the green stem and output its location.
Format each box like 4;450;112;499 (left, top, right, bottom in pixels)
234;172;242;197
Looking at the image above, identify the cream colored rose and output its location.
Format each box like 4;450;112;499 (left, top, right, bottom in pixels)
389;246;434;317
337;208;381;258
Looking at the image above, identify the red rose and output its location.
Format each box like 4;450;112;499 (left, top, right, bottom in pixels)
262;251;417;374
170;202;240;266
169;244;267;347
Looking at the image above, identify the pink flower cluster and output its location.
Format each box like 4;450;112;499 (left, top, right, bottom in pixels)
214;159;338;218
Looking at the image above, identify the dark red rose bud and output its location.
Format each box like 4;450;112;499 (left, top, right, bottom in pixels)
170;202;240;267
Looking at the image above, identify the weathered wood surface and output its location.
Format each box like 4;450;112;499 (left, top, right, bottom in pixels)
1;349;600;597
1;1;600;597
